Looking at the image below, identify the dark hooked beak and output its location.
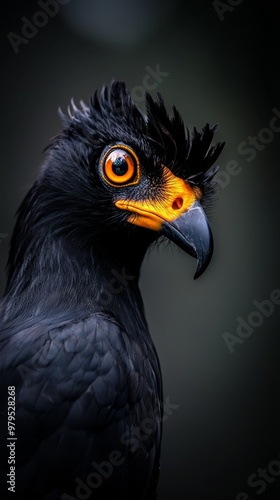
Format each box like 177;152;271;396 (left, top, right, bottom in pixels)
161;200;213;279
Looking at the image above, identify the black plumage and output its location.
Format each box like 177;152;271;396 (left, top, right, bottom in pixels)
0;81;224;499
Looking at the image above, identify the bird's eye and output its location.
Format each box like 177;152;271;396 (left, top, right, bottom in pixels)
100;145;140;187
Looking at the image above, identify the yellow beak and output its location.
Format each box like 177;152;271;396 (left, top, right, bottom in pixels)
115;167;198;231
115;166;212;279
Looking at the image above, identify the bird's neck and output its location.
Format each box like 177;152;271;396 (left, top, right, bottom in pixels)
2;178;157;327
2;228;150;328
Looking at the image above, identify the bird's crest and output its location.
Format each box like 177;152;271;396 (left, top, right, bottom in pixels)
56;81;224;207
144;91;224;194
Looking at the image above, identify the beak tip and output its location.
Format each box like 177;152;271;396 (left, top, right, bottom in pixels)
193;264;205;280
193;271;199;280
193;243;213;280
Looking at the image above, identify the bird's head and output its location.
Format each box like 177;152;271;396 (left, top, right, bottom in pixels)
8;81;224;293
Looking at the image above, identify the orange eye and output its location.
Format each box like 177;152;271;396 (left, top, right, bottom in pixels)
101;145;140;187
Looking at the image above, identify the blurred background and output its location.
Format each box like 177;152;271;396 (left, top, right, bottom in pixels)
1;1;280;498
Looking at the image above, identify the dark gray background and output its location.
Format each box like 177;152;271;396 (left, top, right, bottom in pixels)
1;1;280;499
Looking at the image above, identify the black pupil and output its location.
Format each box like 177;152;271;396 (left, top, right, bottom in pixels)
112;157;128;176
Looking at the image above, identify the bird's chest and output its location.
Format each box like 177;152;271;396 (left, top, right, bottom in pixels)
111;334;161;470
119;306;161;402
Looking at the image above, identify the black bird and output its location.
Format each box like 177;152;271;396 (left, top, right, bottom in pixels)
0;82;224;500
